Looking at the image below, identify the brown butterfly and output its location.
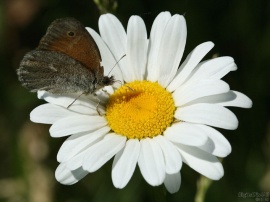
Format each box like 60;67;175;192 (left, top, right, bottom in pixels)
17;18;115;95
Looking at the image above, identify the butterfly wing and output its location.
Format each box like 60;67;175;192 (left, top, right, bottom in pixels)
17;50;97;94
37;18;104;82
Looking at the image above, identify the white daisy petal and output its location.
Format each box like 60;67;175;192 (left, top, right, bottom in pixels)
138;138;165;186
164;122;208;146
164;172;181;194
155;135;182;174
86;27;123;84
231;64;238;71
49;115;107;137
30;103;77;124
64;132;119;171
57;126;110;162
112;139;140;188
177;144;224;180
147;11;171;81
167;41;215;92
68;104;103;115
217;91;252;108
173;80;230;106
195;125;231;157
98;14;128;81
126;16;148;81
38;91;73;107
83;133;126;172
175;103;239;130
189;90;252;108
66;149;88;171
99;14;126;58
187;57;235;83
157;15;187;87
37;91;103;115
55;163;88;185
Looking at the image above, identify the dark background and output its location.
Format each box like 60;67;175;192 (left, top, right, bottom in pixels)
0;0;269;201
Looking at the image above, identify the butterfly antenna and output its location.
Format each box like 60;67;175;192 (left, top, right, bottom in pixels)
114;80;122;85
125;85;134;92
114;79;134;92
107;54;126;76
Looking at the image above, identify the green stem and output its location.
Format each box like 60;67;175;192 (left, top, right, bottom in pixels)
194;175;213;202
92;0;118;14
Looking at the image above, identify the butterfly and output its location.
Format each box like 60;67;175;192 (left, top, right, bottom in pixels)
17;18;115;95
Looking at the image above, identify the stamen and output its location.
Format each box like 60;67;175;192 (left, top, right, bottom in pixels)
106;81;175;139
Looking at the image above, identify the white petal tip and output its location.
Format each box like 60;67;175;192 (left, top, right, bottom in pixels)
164;172;181;194
55;164;88;185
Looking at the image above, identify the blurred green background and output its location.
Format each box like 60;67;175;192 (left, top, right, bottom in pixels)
0;0;269;201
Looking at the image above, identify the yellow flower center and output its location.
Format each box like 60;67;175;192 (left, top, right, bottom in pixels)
106;81;175;139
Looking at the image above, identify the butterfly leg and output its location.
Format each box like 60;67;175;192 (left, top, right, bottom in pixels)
93;93;102;116
67;92;84;108
96;99;102;116
101;88;110;96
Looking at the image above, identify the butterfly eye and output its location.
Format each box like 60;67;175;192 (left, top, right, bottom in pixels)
67;31;75;37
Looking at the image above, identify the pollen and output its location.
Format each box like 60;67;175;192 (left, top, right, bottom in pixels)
106;81;175;139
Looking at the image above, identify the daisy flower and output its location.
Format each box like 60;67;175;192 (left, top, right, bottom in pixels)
30;11;252;193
